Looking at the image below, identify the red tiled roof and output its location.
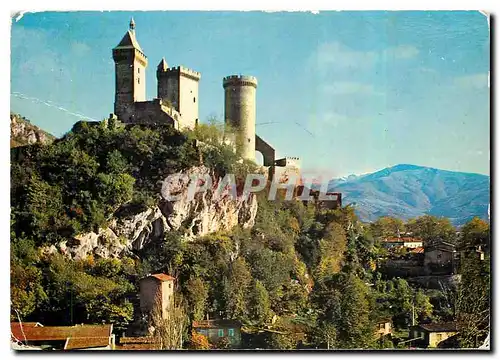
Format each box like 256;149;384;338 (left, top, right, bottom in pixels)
115;343;158;350
11;323;112;343
11;322;42;341
410;247;425;254
119;337;156;344
148;273;175;282
64;336;111;350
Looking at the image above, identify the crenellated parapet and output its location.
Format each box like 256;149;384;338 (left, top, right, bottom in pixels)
275;157;301;168
223;75;258;89
157;65;201;81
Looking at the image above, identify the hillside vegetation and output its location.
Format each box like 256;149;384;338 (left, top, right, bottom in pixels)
10;117;489;349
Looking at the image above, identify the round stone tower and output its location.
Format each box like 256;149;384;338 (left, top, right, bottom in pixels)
223;75;258;161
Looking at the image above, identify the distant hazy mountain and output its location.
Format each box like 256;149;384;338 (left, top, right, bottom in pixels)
328;164;490;226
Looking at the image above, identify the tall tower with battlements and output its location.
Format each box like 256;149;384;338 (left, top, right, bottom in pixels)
223;75;258;161
112;18;148;122
157;61;201;130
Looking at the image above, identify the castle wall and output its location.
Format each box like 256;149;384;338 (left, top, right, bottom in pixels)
157;67;200;130
158;72;179;110
223;75;258;161
125;100;176;126
134;57;147;102
273;165;302;185
178;70;200;130
113;47;148;122
114;61;134;119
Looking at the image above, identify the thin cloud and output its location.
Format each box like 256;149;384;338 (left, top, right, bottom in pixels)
310;42;419;73
71;41;91;57
383;45;419;59
11;92;99;121
322;81;380;96
454;73;489;89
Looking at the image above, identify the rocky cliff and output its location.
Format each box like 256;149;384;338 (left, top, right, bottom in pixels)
10;113;55;147
43;166;258;259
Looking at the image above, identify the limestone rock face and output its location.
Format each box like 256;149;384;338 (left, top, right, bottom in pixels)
10;113;54;147
46;166;258;260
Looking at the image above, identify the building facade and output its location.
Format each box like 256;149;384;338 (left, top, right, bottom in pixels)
410;322;458;348
139;273;175;320
192;320;242;348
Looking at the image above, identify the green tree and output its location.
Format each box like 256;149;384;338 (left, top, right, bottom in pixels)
225;258;252;319
185;277;209;321
249;279;271;324
370;216;406;240
458;217;489;250
315;273;375;349
406;215;456;245
456;251;490;348
314;221;347;282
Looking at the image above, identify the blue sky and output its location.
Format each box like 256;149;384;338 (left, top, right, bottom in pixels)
11;11;490;178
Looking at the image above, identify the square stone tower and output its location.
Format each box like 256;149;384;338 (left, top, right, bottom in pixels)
139;273;175;320
157;62;201;130
112;18;148;122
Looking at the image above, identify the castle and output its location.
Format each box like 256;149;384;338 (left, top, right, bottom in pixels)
111;19;301;183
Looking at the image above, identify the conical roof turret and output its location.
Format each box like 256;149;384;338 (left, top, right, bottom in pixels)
113;18;143;53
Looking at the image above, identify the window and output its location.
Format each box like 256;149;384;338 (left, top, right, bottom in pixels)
169;283;172;289
138;78;140;84
199;329;207;336
218;329;224;337
193;97;196;103
138;68;140;74
228;329;234;337
436;333;442;341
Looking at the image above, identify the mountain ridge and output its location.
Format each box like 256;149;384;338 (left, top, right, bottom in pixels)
328;164;489;226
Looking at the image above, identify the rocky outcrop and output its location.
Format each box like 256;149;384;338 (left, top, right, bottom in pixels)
43;166;258;260
10;113;55;147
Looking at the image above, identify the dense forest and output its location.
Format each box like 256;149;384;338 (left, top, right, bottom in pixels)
10;118;490;349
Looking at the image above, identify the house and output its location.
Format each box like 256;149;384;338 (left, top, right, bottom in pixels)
424;241;458;273
192;320;242;348
375;318;393;338
409;322;458;348
382;237;423;249
460;245;485;262
11;322;115;350
139;273;175;320
410;247;424;254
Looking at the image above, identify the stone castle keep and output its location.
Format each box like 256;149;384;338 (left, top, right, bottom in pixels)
111;19;300;183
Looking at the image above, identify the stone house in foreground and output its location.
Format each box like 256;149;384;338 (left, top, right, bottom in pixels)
409;322;458;348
